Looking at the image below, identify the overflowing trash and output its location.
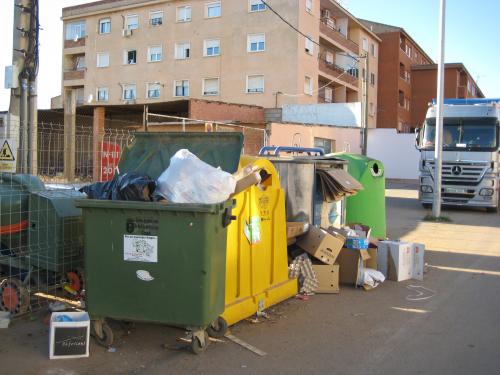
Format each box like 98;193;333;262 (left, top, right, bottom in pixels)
80;172;156;201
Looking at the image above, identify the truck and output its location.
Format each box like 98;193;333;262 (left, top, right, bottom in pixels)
416;98;500;213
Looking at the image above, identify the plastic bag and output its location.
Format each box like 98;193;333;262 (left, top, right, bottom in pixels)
358;268;385;289
155;149;236;204
80;173;155;201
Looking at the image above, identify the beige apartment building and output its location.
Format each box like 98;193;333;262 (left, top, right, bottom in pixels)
62;0;379;126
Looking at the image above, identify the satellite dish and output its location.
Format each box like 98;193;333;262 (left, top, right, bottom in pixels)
87;94;93;103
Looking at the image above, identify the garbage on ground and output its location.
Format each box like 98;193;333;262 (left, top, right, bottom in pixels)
80;172;155;202
358;268;385;291
155;149;236;204
49;311;90;359
337;246;378;288
296;226;345;265
377;241;425;281
311;262;340;294
316;168;363;202
0;311;10;328
289;253;318;295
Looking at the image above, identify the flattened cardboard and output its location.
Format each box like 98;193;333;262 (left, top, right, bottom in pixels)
312;263;339;293
297;226;345;265
286;222;309;240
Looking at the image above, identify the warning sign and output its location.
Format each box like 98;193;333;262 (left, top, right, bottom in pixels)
0;139;16;173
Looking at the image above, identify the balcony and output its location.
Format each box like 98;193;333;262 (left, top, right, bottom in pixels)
319;59;359;87
319;19;358;55
64;37;86;49
64;69;85;81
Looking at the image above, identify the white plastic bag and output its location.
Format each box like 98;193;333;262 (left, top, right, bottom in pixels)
358;268;385;288
155;149;236;204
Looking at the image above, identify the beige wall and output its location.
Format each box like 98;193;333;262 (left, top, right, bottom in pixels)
268;122;362;154
64;0;306;108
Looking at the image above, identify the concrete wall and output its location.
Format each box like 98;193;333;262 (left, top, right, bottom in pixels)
367;128;419;179
282;102;361;126
268;122;361;154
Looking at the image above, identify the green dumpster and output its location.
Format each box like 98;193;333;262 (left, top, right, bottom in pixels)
334;154;386;239
76;132;243;353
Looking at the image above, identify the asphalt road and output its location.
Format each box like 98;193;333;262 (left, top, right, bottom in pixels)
2;181;500;375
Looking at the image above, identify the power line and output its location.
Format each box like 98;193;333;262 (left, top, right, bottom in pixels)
260;0;360;63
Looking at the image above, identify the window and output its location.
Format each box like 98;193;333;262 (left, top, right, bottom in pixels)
99;18;111;34
371;43;376;57
206;2;221;18
97;87;109;102
314;138;334;154
325;51;334;64
175;43;191;59
126;15;139;30
122;84;136;100
398;90;404;107
65;21;86;40
249;0;266;12
174;80;189;97
370;73;375;86
124;49;137;64
177;6;192;22
247;33;265;52
204;39;220;56
305;37;314;55
324;87;333;103
96;52;109;68
150;11;163;26
203;77;220;96
246;75;264;93
362;37;368;52
75;56;86;70
147;83;161;98
148;45;162;62
305;0;313;13
304;76;312;95
369;102;374;116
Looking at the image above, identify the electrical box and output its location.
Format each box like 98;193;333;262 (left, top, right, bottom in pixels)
4;65;19;89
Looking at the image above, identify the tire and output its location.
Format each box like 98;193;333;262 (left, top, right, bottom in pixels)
206;317;228;339
191;331;210;354
92;321;114;347
0;278;30;316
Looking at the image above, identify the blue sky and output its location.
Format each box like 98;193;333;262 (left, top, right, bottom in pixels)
0;0;498;110
345;0;499;97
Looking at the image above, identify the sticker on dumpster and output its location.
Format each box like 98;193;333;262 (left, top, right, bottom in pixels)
136;270;154;282
244;216;261;244
124;235;158;263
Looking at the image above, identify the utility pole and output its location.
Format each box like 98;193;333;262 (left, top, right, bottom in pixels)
9;0;38;174
361;53;369;155
433;0;446;218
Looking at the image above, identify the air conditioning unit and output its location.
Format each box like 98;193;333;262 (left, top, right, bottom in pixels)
122;29;133;37
322;9;331;19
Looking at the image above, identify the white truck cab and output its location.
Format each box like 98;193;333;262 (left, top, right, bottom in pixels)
416;98;500;212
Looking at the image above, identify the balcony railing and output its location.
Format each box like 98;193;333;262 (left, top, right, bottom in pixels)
63;69;85;81
319;19;358;55
64;37;86;49
319;59;359;87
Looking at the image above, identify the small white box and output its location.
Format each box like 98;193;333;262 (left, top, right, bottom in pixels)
49;311;90;359
377;241;424;282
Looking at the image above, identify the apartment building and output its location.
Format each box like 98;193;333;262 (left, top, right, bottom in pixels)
360;20;433;133
411;63;484;128
61;0;379;126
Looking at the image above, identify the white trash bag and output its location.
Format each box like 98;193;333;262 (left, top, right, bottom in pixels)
358;268;386;289
155;149;236;204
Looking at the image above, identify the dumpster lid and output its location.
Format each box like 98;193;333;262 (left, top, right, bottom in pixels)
117;132;244;179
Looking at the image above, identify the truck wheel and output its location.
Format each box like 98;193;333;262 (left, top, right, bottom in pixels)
206;317;228;338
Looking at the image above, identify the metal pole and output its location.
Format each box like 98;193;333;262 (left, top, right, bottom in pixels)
433;0;446;218
20;77;29;172
362;53;369;156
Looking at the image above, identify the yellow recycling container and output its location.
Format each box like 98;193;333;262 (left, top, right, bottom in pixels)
215;156;298;331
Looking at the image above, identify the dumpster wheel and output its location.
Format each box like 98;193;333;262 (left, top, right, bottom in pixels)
92;320;114;348
206;317;228;339
0;278;30;316
191;330;210;354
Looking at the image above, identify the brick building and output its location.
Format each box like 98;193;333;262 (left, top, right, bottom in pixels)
359;19;433;133
411;63;484;128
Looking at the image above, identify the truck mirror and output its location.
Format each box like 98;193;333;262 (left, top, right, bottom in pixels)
414;128;421;150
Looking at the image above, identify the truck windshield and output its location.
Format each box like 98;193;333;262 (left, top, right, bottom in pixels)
421;118;498;151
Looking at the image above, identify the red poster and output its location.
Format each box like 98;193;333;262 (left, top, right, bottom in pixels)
100;142;121;181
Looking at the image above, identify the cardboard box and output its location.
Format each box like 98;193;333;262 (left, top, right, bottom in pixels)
337;247;377;286
286;222;310;240
312;263;340;293
296;226;345;265
49;311;90;359
347;223;372;240
377;241;425;281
